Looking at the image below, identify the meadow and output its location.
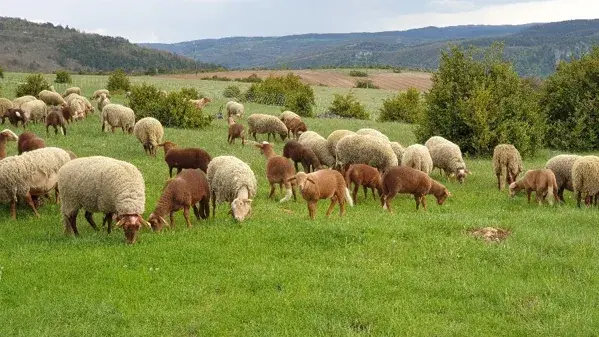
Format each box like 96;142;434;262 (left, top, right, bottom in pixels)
1;73;599;336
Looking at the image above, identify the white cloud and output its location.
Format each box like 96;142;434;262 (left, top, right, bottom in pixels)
428;0;477;12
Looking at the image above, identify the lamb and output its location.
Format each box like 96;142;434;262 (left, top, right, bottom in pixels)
148;169;210;231
247;113;288;142
0;98;12;120
326;129;356;160
572;156;599;207
389;142;405;163
285;117;308;139
45;108;67;136
425;137;469;183
336;134;398;173
97;93;111;112
58;156;149;244
0;147;71;219
2;108;28;127
298;131;336;168
279;110;300;124
190;97;211;109
61;106;74;124
545;154;581;202
39;90;67;106
101;104;135;134
158;141;212;177
255;141;297;203
283;140;322;173
0;129;18;159
224;101;245;118
91;89;110;100
288;169;353;219
345;164;383;204
509;169;559;206
493;144;523;190
20;99;47;123
381;166;451;211
133;117;164;157
227;116;245;146
12;95;36;108
401;144;433;175
62;87;81;97
356;128;390;142
18;132;46;154
206;155;257;222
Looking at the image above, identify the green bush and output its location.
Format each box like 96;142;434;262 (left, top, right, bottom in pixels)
244;73;315;117
355;79;379;89
349;70;368;77
15;73;51;97
128;83;212;129
202;75;231;81
223;85;241;98
328;91;370;120
378;88;424;123
54;71;72;84
106;68;131;93
180;87;201;100
235;74;263;83
416;44;545;156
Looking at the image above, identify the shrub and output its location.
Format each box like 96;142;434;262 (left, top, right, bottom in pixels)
107;68;131;93
235;74;263;83
349;70;368;77
355;79;379;89
128;83;212;129
180;87;201;100
378;88;424;123
54;71;72;84
327;91;370;120
223;85;241;98
244;73;315;117
0;66;4;79
202;75;231;81
15;73;51;97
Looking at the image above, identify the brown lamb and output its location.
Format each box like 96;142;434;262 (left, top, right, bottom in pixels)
345;164;383;204
45;109;67;136
282;140;323;173
255;141;297;203
148;169;210;231
2;108;28;128
158;141;212;177
0;129;18;159
227;116;245;146
61;106;74;124
289;170;353;219
509;169;559;205
285;117;308;139
381;166;451;211
17;131;46;155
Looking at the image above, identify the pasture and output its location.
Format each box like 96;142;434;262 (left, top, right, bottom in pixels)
1;73;599;336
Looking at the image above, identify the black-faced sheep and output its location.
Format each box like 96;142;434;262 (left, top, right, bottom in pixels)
159;141;212;177
381;166;451;211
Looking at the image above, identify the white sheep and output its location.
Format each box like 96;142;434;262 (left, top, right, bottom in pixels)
336;134;398;172
70;98;87;121
298;131;336;167
247;114;289;142
493;144;523;190
545;154;581;202
572;156;599;208
62;87;81;97
91;89;110;100
133;117;164;156
12;95;36;109
101;104;135;134
0;98;13;118
401;144;433;174
20;99;47;124
97;93;111;112
225;101;244;118
39;90;66;106
356;128;390;142
389;142;405;163
326;129;356;160
425;136;469;183
280;110;300;124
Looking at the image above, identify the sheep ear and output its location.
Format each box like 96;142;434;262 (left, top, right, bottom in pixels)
245;199;253;204
286;177;297;183
159;216;169;227
307;177;316;184
139;217;152;229
465;169;472;175
447;191;452;197
115;218;125;227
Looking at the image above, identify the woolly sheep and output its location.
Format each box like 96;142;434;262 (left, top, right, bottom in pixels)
247;113;288;142
97;93;111;112
12;95;36;108
389;142;405;163
65;93;94;115
39;90;66;106
101;104;135;134
424;136;451;150
133;117;164;156
280;110;300;124
225;101;244;118
70;98;87;121
3;109;28;127
91;89;110;100
58;156;148;244
326;130;356;160
426;137;469;183
401;144;433;175
572;156;599;207
336;134;398;172
298;131;336;168
206;156;257;222
21;99;47;123
63;87;81;97
0;98;12;119
356;128;390;142
493;144;523;190
545;154;581;202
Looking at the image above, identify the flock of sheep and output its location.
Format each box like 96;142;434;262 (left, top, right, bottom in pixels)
0;86;597;244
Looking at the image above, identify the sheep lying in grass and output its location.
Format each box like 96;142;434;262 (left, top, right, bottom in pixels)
381;166;451;211
0;129;18;159
101;104;135;134
509;169;559;205
133;117;164;157
207;156;257;222
255;141;296;203
401;144;433;175
18;132;46;154
227;116;245;146
289;169;353;219
545;154;581;203
336;134;398;173
159;141;212;176
345;164;383;204
283;140;322;173
572;156;599;207
247;114;288;142
298;131;335;168
493;144;523;190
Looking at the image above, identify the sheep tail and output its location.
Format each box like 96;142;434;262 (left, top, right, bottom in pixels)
344;187;354;207
279;186;293;203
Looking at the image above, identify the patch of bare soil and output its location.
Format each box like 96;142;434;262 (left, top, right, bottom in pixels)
468;227;511;243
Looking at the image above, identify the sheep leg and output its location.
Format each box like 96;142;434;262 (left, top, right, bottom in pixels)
211;190;217;218
177;168;182;175
352;184;359;205
252;132;257;141
577;191;582;208
66;212;79;236
170;212;176;228
308;202;317;219
183;205;192;228
192;204;201;220
62;125;66;136
325;198;337;218
104;213;114;234
496;173;502;190
421;196;427;211
558;187;565;203
84;211;99;230
10;199;16;220
46;125;49;137
526;190;532;203
363;185;368;199
371;187;377;200
294;161;299;172
169;166;174;178
269;184;276;199
111;126;115;133
54;125;58;136
25;193;40;218
415;195;421;210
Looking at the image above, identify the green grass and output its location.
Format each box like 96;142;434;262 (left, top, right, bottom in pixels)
1;74;599;336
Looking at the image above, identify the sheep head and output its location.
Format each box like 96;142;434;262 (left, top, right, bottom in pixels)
115;214;150;244
455;168;471;184
279;131;288;141
255;141;274;158
0;129;18;142
158;141;177;155
508;182;520;198
231;197;253;222
148;213;170;232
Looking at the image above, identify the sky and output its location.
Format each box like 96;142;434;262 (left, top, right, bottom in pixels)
0;0;597;43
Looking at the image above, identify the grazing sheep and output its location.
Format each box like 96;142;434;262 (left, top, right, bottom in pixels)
389;142;405;163
247;113;288;142
97;93;111;112
91;89;110;100
224;101;245;118
65;94;93;115
18;132;46;154
39;90;66;106
45;108;67;136
493;144;523;190
63;87;81;97
133;117;164;157
356;128;390;142
255;141;296;203
159;141;212;177
381;166;451;211
58;156;149;244
61;106;74;124
424;136;451;150
326;129;356;160
426;137;469;183
21;99;47;123
0;98;13;119
336;134;398;173
70;98;87;121
0;129;18;159
289;170;353;219
572;156;599;207
206;156;257;222
148;169;210;231
283;140;322;173
2;108;28;128
298;131;336;168
545;154;581;202
509;169;559;206
12;95;36;109
285;117;308;139
0;147;71;219
402;144;433;175
101;104;135;134
279;110;300;124
227;116;245;146
345;164;383;204
190;97;211;109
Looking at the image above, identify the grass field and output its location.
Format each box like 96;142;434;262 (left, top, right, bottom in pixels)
1;74;599;336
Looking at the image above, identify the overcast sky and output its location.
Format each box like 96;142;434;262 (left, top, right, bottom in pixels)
1;0;597;43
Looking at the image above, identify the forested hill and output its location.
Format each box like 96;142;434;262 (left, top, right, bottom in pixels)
0;17;220;73
142;19;599;77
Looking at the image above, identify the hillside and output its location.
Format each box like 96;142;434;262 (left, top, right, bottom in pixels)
143;20;599;77
0;17;220;73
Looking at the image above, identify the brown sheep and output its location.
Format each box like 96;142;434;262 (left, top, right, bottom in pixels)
0;129;18;159
288;170;353;219
282;140;323;173
2;108;28;128
17;132;46;155
45;109;67;136
61;106;74;124
285;117;308;139
255;141;297;203
509;169;559;205
345;164;383;204
227;116;245;146
158;141;212;177
190;97;212;109
148;169;210;231
381;166;451;211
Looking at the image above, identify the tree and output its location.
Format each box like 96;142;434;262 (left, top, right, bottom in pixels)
378;88;424;123
55;70;72;83
107;68;131;92
15;73;51;97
